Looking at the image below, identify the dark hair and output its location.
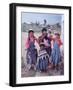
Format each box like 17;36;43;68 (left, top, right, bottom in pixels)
55;33;60;36
28;30;34;41
39;43;45;47
28;30;34;34
42;28;47;32
48;31;51;34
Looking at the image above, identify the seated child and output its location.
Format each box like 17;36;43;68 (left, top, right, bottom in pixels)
37;43;49;72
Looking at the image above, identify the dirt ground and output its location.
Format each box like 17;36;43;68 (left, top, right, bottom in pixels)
21;62;64;77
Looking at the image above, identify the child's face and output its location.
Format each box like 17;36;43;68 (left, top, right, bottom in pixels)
42;31;47;37
40;45;44;50
54;34;60;40
29;32;34;37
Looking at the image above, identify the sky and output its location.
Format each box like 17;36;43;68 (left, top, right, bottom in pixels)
21;12;63;25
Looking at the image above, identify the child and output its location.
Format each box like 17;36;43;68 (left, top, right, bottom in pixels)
37;43;49;72
26;30;38;70
38;28;52;56
44;31;52;56
51;33;62;70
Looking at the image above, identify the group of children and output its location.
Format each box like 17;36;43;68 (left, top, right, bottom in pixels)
25;28;63;72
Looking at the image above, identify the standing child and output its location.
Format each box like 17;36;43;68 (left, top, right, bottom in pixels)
44;30;52;57
38;28;52;57
26;30;38;70
51;33;62;70
37;43;49;72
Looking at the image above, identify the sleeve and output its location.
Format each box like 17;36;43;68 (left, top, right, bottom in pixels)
25;38;29;49
34;36;39;43
59;39;63;47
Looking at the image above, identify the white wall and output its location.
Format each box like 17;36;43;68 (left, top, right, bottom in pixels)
0;0;72;89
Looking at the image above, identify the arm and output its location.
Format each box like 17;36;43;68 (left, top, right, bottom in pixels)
34;36;39;43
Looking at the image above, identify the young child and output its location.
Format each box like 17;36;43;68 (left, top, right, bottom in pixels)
51;33;62;70
37;43;49;72
26;30;38;70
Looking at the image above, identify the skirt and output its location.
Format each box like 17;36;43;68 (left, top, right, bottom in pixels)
37;50;49;71
26;48;37;66
51;41;61;65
